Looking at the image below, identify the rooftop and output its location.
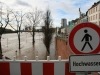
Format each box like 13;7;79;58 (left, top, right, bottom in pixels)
88;1;100;10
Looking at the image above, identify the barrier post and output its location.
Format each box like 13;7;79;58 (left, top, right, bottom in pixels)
47;56;50;61
58;56;61;61
13;56;16;61
24;56;27;61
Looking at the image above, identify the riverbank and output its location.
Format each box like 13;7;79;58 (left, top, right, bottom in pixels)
0;55;10;59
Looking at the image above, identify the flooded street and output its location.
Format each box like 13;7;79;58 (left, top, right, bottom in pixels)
1;32;55;60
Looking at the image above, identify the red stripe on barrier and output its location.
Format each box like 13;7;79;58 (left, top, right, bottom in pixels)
88;72;91;74
43;63;54;75
21;63;32;75
65;62;76;75
0;62;10;75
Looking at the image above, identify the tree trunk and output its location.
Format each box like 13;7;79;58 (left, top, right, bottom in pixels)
46;51;50;56
45;48;50;60
18;27;20;50
0;35;2;56
18;35;20;50
32;27;35;44
45;51;50;60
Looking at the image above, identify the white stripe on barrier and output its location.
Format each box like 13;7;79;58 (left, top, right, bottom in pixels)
32;62;43;75
10;62;21;75
54;62;65;75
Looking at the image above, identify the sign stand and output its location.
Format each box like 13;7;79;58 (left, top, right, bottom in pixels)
68;22;100;75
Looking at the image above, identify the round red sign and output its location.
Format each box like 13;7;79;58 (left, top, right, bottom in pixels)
68;22;100;54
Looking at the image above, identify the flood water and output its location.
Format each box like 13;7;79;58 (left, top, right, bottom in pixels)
1;32;55;60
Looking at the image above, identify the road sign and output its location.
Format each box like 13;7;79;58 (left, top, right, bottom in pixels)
69;54;100;72
68;22;100;54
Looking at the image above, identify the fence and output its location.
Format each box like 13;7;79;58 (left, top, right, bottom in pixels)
0;56;93;75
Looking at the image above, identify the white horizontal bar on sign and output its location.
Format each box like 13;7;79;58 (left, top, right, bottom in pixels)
70;54;100;72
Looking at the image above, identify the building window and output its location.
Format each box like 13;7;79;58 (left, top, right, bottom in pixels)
93;15;94;20
92;8;94;13
94;15;95;20
96;14;97;19
90;10;91;14
96;7;97;12
99;21;100;26
89;11;90;15
88;17;89;21
90;17;91;20
92;9;93;13
88;17;90;21
94;8;95;13
99;13;100;19
91;16;92;21
93;9;94;13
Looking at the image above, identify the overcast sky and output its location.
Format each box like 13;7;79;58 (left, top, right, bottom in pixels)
0;0;99;28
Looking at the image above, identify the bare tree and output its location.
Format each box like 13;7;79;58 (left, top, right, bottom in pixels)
12;11;25;50
42;9;55;56
26;8;42;44
0;4;13;55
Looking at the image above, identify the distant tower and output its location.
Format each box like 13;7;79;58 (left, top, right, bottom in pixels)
79;8;82;18
61;18;67;27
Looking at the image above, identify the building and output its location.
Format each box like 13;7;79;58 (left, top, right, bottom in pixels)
61;18;67;27
75;8;88;25
56;27;60;34
60;18;67;34
66;25;70;35
71;8;88;27
61;27;65;34
88;1;100;26
25;26;32;31
67;8;88;34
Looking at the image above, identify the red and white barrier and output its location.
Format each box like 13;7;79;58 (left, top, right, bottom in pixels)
0;56;92;75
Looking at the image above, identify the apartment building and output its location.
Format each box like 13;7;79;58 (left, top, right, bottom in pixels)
88;1;100;26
